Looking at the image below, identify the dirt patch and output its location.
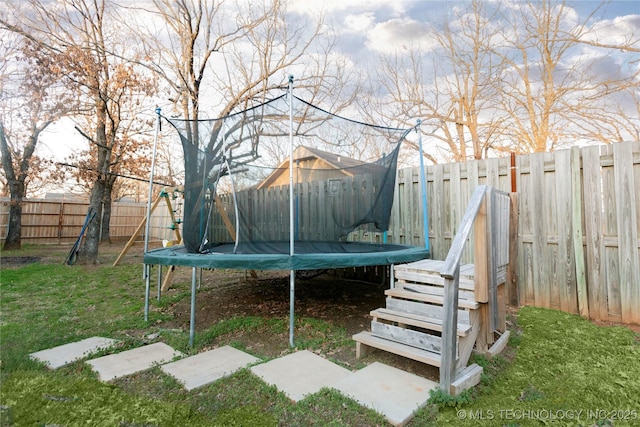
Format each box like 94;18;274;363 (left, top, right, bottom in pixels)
161;268;441;380
1;256;41;267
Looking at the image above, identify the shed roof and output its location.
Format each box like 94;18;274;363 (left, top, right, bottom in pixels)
257;146;385;189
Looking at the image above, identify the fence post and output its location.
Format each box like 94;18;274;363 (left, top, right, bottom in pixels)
507;193;519;307
571;146;588;318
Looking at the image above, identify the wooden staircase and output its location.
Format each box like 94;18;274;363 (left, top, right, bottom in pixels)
353;186;512;396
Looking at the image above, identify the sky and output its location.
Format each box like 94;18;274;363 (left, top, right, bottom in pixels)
36;0;640;180
290;0;639;59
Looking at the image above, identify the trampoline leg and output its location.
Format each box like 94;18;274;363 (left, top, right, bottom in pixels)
144;264;150;322
189;267;197;347
157;265;162;302
390;263;395;289
289;269;295;347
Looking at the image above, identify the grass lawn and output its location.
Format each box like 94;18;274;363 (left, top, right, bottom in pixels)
1;245;639;426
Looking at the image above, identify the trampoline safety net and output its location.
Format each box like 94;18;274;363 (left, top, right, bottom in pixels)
163;92;413;256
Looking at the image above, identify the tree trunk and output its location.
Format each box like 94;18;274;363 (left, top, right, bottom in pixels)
77;179;106;264
3;184;24;250
100;184;112;244
1;121;25;251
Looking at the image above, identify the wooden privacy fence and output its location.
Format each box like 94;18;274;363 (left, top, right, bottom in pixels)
390;140;640;325
0;198;179;246
210;174;389;242
517;142;640;325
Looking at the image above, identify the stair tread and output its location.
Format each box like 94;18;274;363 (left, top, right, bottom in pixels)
394;260;475;276
371;308;472;336
353;331;442;367
393;269;475;291
385;288;480;309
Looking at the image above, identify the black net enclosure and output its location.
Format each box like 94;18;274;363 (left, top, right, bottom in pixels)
144;85;430;271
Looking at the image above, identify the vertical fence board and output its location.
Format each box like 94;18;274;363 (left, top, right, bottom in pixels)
450;162;462;249
582;146;607;320
602;146;622;320
555;149;578;313
571;146;588;318
432;164;446;259
613;143;640;324
531;153;549;307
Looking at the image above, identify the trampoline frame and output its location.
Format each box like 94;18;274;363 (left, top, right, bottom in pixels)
143;242;429;347
142;77;431;347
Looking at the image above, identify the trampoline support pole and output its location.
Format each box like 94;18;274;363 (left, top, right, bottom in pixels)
157;265;162;301
288;75;295;348
189;267;197;347
144;264;150;321
289;270;295;347
390;264;395;289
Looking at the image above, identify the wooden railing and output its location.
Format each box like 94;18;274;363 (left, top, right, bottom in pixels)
438;185;510;392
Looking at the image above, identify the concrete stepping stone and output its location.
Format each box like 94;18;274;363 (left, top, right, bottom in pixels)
250;350;352;402
86;342;183;381
161;345;260;391
29;336;120;369
333;362;437;427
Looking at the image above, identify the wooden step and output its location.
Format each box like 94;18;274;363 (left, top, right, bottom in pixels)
394;260;476;290
371;320;450;355
385;297;471;325
385;288;480;310
397;281;477;302
353;331;442;367
370;308;472;337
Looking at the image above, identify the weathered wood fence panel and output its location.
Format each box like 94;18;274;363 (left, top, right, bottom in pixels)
390;141;639;325
210;173;389;243
0;198;177;245
390;157;512;263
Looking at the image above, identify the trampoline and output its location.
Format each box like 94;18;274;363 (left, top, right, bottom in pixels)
144;242;429;270
142;77;430;346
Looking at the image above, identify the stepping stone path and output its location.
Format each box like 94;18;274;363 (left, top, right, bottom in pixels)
333;361;438;427
86;342;183;381
29;336;120;369
250;350;352;402
161;345;260;391
29;337;439;426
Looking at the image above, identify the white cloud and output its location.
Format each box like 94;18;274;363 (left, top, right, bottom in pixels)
344;12;376;33
289;0;407;17
365;17;436;54
586;14;640;45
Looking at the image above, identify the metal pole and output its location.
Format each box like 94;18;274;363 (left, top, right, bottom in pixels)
417;119;430;253
189;267;197;347
157;265;162;301
390;263;395;289
288;75;295;348
144;107;161;321
144;264;150;322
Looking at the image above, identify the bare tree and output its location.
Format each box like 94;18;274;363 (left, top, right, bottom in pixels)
1;0;158;262
370;0;505;164
122;0;362;252
133;0;358;141
0;38;75;250
492;0;638;152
